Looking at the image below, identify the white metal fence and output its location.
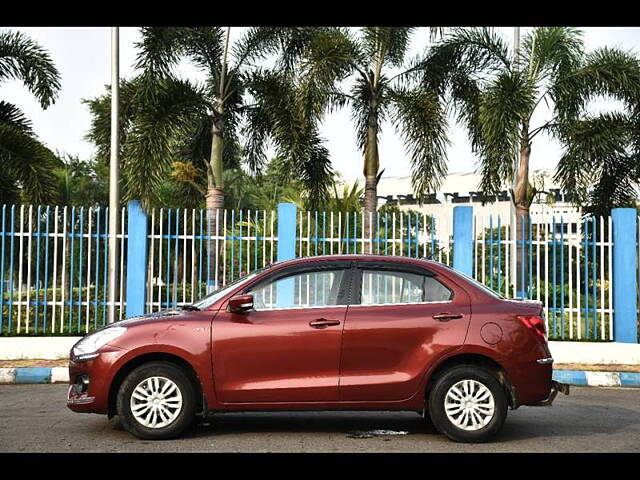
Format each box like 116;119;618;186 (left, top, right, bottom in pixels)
144;208;278;313
0;203;625;342
473;212;614;341
0;204;127;335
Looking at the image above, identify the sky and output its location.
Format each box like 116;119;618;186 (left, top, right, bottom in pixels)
2;26;640;184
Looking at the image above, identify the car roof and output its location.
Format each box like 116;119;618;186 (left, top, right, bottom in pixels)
269;254;447;270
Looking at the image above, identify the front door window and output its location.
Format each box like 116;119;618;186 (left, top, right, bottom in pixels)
250;269;346;310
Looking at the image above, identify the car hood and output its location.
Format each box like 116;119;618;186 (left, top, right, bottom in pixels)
116;309;184;327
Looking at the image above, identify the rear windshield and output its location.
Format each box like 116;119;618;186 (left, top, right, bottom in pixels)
441;264;505;299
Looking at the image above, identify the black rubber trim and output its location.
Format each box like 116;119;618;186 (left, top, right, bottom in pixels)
354;260;436;276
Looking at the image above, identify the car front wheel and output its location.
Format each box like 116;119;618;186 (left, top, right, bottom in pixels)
428;365;508;443
117;361;196;440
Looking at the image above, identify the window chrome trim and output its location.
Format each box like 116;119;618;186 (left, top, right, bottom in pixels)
252;304;350;312
348;299;454;308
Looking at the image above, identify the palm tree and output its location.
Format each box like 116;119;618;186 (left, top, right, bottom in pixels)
423;27;640;296
255;27;450;246
0;30;61;205
86;28;340;210
86;27;341;288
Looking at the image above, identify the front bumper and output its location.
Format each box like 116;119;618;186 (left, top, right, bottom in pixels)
534;380;570;406
66;347;126;414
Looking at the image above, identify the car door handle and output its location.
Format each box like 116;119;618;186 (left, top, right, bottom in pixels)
309;318;341;328
432;313;463;321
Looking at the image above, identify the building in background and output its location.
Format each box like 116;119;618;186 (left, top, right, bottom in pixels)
376;169;582;224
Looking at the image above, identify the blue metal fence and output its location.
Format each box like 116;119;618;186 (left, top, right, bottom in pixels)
0;204;127;335
472;212;614;341
1;202;637;343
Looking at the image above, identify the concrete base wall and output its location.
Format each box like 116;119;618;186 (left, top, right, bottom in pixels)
0;337;81;360
548;341;640;365
0;337;639;364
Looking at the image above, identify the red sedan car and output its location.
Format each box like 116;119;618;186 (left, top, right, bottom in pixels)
67;255;567;443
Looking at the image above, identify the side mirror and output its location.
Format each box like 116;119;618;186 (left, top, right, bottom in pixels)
228;294;254;314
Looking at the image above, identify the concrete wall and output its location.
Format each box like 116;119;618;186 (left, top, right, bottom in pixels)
548;341;640;365
1;336;639;365
0;337;81;360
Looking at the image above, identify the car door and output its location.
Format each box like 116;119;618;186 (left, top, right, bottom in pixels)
212;263;352;403
339;262;471;402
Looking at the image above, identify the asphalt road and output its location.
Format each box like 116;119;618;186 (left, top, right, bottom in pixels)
0;384;639;452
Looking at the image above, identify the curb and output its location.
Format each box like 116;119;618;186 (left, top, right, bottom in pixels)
0;367;68;384
552;370;640;388
1;367;639;387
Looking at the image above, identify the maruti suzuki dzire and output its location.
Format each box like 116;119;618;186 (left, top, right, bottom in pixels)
67;255;568;443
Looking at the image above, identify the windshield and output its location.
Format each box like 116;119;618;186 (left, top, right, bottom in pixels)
191;266;269;310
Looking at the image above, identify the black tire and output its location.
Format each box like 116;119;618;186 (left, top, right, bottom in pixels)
117;361;197;440
428;365;507;443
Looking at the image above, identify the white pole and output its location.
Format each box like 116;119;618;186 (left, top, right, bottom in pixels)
107;26;120;323
510;26;521;296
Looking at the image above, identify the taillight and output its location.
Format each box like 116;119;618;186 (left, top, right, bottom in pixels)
517;315;547;342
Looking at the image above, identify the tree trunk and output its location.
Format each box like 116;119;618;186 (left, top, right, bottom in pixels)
513;129;532;299
204;27;230;292
205;126;224;292
205;186;224;291
362;109;379;253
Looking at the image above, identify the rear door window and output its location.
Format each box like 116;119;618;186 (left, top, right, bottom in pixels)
359;269;452;306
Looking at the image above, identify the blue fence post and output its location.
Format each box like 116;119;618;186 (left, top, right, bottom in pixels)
125;200;148;318
276;203;297;308
612;208;638;343
453;206;473;276
277;203;297;262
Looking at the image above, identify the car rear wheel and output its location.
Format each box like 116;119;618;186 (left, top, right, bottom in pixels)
117;361;196;440
428;365;507;443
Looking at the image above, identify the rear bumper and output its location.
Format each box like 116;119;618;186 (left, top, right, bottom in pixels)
533;380;570;406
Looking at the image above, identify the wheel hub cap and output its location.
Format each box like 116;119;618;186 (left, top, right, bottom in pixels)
444;379;495;431
130;376;183;429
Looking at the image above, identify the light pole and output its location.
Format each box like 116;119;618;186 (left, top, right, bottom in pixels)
107;26;120;323
510;26;521;297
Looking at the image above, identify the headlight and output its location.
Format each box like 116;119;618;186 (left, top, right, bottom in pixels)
73;326;127;358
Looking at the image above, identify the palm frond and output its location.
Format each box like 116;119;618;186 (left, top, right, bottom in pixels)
180;27;224;77
0;30;61;108
0;100;33;134
243;68;334;207
296;28;358;120
477;71;535;195
349;73;390;152
552;47;640;122
361;27;415;68
134;27;188;78
586;153;639;216
122;78;209;207
521;27;583;83
389;87;449;201
83;77;143;163
553;112;632;205
0;123;60;204
435;27;512;75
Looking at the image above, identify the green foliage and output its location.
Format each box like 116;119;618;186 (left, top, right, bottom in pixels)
0;30;61;108
84;27;345;211
0;30;62;205
426;27;640;211
55;154;109;207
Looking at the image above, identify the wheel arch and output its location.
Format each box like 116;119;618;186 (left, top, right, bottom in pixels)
424;352;519;409
107;352;205;417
